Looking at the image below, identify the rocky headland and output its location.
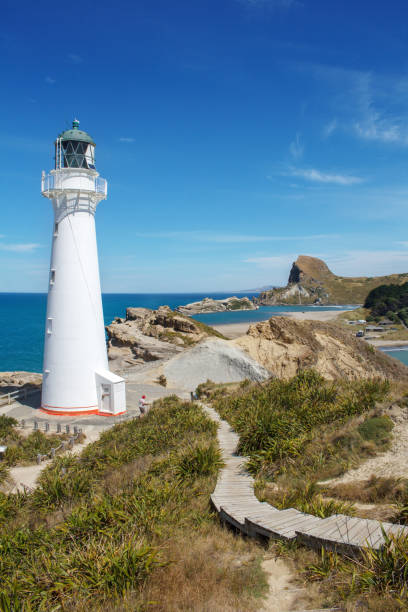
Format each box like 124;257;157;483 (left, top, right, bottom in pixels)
234;316;408;380
257;255;408;306
106;301;408;387
177;295;258;315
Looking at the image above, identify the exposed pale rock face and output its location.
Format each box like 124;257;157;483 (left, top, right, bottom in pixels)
106;306;220;369
163;338;270;389
234;316;408;380
177;296;257;315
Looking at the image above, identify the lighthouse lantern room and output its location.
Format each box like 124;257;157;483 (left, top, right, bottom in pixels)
41;120;126;416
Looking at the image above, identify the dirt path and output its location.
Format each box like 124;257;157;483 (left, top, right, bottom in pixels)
260;557;301;611
3;430;101;493
324;405;408;486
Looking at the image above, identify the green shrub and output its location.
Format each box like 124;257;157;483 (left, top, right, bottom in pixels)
358;416;393;446
176;444;223;480
213;371;390;476
0;415;18;439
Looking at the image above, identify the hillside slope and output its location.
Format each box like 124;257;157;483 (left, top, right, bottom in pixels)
234;316;408;380
258;255;408;305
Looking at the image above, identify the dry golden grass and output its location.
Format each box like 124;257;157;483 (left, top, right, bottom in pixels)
117;531;267;612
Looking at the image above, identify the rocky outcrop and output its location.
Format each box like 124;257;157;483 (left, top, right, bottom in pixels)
234;316;408;380
106;306;224;369
258;255;408;306
177;296;258;315
162;338;270;389
0;372;42;394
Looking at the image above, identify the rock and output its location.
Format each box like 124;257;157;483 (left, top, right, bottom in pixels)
0;372;42;393
233;316;408;380
257;255;408;306
163;338;270;389
106;306;224;369
177;296;258;315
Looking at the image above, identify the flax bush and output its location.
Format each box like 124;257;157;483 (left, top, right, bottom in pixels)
213;370;390;477
0;397;247;611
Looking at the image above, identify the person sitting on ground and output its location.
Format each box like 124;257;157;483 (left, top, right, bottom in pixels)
139;395;148;415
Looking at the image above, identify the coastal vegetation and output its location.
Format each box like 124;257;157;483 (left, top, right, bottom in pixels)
0;397;267;611
200;372;408;609
364;281;408;325
198;371;391;481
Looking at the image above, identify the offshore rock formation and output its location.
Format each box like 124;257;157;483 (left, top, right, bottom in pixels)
257;255;408;305
106;306;224;369
177;296;258;315
234;316;408;380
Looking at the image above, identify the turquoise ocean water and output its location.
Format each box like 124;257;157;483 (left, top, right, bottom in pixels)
380;348;408;367
0;293;390;373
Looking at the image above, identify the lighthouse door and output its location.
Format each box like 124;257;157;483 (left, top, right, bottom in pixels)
101;384;111;413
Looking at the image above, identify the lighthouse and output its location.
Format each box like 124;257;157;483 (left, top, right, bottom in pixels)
41;120;126;416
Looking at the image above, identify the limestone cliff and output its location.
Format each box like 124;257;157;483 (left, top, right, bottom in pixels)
106;306;225;369
234;316;408;380
258;255;408;305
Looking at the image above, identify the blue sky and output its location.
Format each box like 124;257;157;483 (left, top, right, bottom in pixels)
2;0;408;292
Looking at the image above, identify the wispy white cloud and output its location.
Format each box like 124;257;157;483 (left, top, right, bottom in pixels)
289;132;304;159
0;243;41;253
119;137;135;143
326;250;408;277
134;230;338;243
67;53;82;64
295;62;408;146
322;118;337;138
45;76;56;85
283;167;364;185
246;249;408;280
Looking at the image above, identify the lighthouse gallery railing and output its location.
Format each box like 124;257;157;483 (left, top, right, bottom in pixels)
41;173;107;197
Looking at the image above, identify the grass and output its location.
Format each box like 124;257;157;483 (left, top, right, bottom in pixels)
209;370;390;477
202;371;408;609
0;396;268;611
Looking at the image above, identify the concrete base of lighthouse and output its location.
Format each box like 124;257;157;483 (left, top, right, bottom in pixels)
41;369;126;417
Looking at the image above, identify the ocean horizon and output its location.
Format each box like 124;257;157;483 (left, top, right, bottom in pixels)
0;292;381;373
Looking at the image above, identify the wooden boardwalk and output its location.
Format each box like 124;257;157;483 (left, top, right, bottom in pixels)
202;403;408;556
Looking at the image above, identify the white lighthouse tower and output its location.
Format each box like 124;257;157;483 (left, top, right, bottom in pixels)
41;119;126;416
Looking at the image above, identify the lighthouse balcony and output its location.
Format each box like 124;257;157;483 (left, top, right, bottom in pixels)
41;172;107;198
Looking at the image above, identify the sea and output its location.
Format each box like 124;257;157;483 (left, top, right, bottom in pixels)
0;292;403;372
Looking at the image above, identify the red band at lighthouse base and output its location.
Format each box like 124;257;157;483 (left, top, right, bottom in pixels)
40;404;126;417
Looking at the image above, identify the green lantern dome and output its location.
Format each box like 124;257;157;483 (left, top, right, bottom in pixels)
58;119;95;145
55;119;97;170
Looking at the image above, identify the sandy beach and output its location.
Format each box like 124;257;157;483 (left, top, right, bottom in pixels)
212;309;352;339
368;339;408;348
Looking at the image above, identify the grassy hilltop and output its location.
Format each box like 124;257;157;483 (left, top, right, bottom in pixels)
258;255;408;305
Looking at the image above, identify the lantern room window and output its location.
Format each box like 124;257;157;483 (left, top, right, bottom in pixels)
61;140;95;169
